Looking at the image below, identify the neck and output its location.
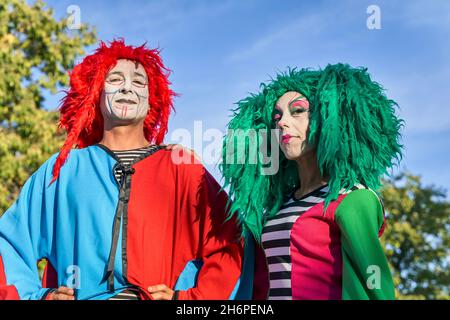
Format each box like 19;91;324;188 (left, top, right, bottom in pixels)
99;121;149;151
295;151;327;198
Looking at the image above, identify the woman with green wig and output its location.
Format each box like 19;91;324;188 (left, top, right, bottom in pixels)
221;63;403;300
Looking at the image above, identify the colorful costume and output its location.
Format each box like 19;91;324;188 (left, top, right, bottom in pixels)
221;64;403;300
0;40;250;300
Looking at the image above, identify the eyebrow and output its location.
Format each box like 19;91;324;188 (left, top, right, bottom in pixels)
107;71;123;77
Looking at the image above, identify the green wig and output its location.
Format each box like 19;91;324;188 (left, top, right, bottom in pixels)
220;63;404;242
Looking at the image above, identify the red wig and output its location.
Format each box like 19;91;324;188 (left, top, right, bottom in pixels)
52;39;176;182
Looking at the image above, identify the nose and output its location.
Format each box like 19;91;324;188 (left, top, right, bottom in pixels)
120;78;132;93
277;116;289;129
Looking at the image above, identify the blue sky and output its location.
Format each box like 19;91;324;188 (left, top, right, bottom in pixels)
43;0;450;198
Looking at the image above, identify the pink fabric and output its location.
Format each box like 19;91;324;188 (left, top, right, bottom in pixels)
290;194;347;300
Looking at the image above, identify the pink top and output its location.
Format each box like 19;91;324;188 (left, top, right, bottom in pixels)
261;184;359;300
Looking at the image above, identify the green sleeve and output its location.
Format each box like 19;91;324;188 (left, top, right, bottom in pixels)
335;189;395;300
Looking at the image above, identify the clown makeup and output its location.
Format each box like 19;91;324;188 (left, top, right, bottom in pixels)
273;91;312;160
100;59;149;125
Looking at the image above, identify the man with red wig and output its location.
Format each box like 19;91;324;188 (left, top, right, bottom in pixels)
0;40;251;300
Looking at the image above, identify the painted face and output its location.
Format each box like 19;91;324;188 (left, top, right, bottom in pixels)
273;91;312;160
100;59;149;125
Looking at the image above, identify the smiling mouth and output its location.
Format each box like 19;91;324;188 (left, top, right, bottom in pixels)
115;98;137;105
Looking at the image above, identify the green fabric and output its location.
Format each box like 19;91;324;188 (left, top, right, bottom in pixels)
220;64;404;242
335;189;395;300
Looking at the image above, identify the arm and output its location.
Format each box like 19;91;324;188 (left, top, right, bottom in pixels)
335;189;395;300
176;163;244;300
0;157;56;300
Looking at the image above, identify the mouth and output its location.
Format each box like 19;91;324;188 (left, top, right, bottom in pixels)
115;98;137;105
281;134;297;144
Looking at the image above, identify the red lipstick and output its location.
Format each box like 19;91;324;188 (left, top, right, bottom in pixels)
281;134;292;144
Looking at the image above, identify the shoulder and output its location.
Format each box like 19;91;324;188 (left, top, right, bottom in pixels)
29;152;60;182
31;146;96;182
157;147;206;177
156;148;225;199
335;187;384;230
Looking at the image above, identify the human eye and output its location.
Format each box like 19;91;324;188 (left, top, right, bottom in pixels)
291;107;307;115
289;99;309;115
107;75;123;84
132;79;147;87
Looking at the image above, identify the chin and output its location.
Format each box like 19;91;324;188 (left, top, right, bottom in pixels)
280;148;301;160
110;115;139;125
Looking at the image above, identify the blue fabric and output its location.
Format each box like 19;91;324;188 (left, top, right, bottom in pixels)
173;259;204;291
0;146;128;300
232;232;255;300
0;145;254;300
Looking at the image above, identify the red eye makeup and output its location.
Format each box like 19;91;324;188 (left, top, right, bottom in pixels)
289;99;309;109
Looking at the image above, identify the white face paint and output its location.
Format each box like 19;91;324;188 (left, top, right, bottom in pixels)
274;91;312;161
100;59;149;125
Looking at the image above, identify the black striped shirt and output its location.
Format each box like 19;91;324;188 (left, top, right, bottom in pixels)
108;287;141;300
112;145;157;184
108;145;157;301
261;184;366;300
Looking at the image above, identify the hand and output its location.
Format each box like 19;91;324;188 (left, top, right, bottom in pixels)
47;286;75;300
148;284;174;300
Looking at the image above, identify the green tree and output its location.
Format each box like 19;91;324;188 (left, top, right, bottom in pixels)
0;0;96;214
381;172;450;299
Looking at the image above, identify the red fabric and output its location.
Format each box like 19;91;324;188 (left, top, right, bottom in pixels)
125;149;243;300
290;194;347;300
52;39;176;183
252;242;269;300
378;215;387;237
0;258;58;300
0;256;20;300
41;259;58;289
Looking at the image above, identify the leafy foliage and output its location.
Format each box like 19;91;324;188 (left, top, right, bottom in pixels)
0;0;96;213
381;172;450;299
0;0;447;301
